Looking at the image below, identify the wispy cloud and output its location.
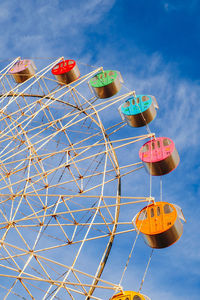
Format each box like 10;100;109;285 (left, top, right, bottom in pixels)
0;0;116;59
163;0;199;12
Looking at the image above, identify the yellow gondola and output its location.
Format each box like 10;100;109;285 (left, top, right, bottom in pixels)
110;291;150;300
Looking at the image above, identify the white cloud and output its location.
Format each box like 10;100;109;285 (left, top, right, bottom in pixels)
0;0;116;59
163;0;199;12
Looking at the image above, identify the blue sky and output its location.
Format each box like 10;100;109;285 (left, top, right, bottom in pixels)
0;0;199;299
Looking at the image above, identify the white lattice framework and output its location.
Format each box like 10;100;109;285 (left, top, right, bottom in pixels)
0;58;153;300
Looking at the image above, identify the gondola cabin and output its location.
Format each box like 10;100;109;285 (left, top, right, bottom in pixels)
120;95;158;127
9;59;36;83
89;70;122;98
139;137;180;176
110;291;150;300
51;59;80;85
134;202;185;249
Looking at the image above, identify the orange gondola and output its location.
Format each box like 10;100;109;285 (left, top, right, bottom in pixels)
134;202;186;249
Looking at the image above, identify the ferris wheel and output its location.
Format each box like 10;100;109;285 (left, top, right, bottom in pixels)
0;57;185;300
